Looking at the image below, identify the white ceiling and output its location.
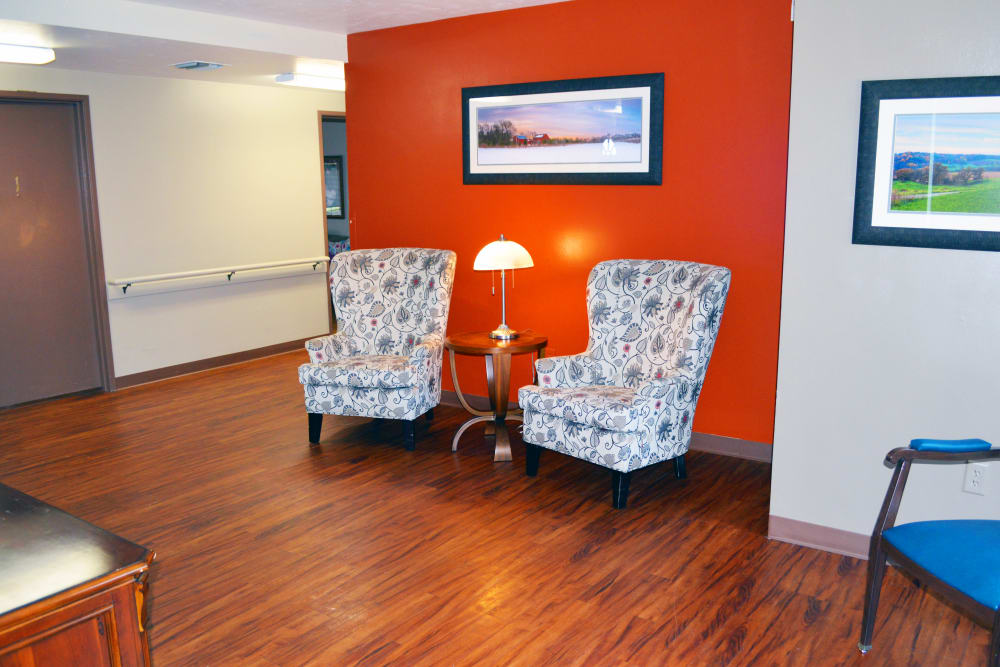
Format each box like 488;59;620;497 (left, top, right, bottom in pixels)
128;0;567;35
0;18;345;88
0;0;567;89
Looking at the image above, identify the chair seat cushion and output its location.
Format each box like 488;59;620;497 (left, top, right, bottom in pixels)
518;385;641;432
884;520;1000;611
298;356;419;389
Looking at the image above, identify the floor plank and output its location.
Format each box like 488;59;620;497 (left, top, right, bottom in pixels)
0;351;990;665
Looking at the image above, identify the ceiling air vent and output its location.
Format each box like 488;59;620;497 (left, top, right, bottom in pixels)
171;61;226;71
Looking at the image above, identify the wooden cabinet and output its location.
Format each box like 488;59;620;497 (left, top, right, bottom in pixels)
0;485;153;666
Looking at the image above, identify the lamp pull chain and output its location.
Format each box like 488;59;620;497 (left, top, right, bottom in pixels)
491;270;495;296
511;267;514;289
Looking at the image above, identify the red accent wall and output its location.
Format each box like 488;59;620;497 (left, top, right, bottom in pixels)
345;0;792;444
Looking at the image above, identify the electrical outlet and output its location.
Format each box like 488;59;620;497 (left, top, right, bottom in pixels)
963;462;988;496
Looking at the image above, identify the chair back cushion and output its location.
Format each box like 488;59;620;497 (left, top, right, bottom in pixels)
585;259;731;389
330;248;457;356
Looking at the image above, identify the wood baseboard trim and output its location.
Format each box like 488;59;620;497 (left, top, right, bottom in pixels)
115;338;312;389
439;389;464;409
689;432;772;463
768;515;870;560
441;391;773;464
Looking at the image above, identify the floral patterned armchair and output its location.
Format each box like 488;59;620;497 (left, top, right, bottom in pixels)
518;259;731;508
299;248;457;450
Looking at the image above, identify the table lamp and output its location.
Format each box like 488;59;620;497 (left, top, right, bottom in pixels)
473;234;534;339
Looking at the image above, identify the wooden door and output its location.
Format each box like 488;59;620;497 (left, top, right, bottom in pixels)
0;100;106;406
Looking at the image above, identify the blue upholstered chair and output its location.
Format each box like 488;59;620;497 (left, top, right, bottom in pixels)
860;438;1000;664
298;248;457;450
518;259;731;508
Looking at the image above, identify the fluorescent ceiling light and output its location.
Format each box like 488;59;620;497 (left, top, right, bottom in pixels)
0;43;55;65
275;72;345;91
295;60;345;79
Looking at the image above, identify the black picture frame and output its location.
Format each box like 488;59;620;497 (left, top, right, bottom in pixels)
324;155;345;219
853;75;1000;252
462;73;664;185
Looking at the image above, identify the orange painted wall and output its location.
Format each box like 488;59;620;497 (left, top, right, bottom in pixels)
345;0;792;444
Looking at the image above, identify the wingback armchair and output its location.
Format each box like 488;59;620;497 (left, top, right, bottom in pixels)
518;259;731;508
298;248;457;450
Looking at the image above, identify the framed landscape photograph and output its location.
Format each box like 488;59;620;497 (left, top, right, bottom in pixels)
324;155;344;219
462;73;664;185
853;76;1000;251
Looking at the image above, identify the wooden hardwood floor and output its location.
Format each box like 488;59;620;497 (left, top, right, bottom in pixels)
0;351;990;665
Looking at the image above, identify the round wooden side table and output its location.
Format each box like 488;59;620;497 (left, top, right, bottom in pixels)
444;330;547;462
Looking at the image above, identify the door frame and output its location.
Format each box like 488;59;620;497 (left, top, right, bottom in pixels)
318;110;346;333
2;91;116;392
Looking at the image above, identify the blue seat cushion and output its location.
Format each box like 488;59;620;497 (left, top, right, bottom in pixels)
909;438;992;452
884;520;1000;611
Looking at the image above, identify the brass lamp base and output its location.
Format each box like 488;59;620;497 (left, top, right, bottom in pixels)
489;324;519;340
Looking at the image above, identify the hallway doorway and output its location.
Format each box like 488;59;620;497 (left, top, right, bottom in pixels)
319;112;349;331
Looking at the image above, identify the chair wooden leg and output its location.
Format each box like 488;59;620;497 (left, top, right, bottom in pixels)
989;610;999;667
858;547;888;653
611;470;632;509
674;454;687;479
403;420;416;451
525;443;541;476
308;413;322;445
426;408;435;422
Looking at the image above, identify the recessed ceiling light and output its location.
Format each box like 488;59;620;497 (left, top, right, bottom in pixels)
172;61;226;71
275;73;346;92
0;43;55;65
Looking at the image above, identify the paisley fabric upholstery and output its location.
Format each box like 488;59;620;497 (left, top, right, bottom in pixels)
304;384;433;421
519;385;642;432
521;410;684;473
518;259;730;473
298;355;421;389
299;248;456;421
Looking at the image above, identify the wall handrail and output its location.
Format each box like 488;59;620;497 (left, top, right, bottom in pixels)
108;256;329;294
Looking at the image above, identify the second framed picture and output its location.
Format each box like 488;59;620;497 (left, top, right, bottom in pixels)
853;75;1000;252
462;73;664;185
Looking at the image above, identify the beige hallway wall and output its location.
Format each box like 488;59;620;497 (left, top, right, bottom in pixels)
772;0;1000;545
1;64;343;376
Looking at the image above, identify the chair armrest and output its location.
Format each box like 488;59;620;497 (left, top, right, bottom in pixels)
909;437;992;452
408;333;444;365
886;440;998;465
873;442;1000;540
304;333;359;364
535;353;598;388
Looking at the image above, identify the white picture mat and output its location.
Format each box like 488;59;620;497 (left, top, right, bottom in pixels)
468;86;652;174
871;95;1000;232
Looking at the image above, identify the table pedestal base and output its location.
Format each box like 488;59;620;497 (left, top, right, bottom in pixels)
451;414;523;462
445;331;546;464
